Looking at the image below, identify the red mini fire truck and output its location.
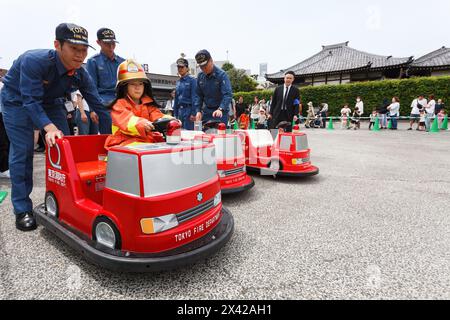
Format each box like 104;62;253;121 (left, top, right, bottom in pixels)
181;123;254;195
34;120;234;272
236;125;319;177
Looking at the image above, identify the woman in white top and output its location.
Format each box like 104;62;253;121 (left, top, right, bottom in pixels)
250;96;260;122
72;90;99;135
425;95;436;131
355;96;364;116
164;89;175;116
387;97;400;130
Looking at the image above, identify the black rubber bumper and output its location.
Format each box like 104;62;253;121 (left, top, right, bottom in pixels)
34;205;234;273
247;166;320;177
274;167;320;177
221;177;255;195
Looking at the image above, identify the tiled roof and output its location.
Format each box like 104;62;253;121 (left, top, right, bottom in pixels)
266;42;413;80
411;47;450;69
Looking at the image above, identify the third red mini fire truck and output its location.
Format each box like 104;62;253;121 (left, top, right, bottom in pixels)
236;125;319;177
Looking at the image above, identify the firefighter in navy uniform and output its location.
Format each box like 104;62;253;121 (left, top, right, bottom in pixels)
86;28;125;134
194;50;233;126
0;23;111;231
173;58;198;130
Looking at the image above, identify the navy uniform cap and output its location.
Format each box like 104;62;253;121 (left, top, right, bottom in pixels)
195;50;212;67
176;58;189;67
97;28;119;43
55;23;95;49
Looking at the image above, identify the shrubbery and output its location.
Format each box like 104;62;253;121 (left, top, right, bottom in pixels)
234;76;450;116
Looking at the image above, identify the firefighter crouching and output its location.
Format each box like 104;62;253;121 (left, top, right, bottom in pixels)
105;59;175;149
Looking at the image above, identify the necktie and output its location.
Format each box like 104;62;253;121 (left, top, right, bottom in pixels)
282;87;289;110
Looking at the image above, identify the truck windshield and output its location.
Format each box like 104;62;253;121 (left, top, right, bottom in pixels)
295;135;309;151
106;152;140;197
141;145;217;197
214;137;243;159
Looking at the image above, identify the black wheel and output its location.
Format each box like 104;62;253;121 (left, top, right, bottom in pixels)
93;217;122;250
45;192;59;219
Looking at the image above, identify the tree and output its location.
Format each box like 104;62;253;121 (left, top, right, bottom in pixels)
222;62;258;92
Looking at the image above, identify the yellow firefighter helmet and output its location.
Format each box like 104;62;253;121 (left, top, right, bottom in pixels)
116;59;149;87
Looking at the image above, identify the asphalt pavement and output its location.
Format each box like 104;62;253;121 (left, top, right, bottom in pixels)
1;123;449;300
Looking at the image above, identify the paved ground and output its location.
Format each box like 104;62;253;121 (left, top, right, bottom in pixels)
1;123;449;300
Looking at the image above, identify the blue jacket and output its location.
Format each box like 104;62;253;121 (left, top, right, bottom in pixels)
195;66;233;114
1;49;109;130
86;52;125;105
174;75;198;118
0;84;3;113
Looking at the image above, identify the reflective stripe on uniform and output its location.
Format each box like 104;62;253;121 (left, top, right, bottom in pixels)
127;116;140;136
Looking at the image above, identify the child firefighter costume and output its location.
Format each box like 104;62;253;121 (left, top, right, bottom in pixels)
105;59;174;149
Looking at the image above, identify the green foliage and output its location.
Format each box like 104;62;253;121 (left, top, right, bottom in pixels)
223;62;258;93
234;76;450;116
222;62;235;72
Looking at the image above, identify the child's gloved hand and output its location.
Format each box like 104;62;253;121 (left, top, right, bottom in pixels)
144;121;155;132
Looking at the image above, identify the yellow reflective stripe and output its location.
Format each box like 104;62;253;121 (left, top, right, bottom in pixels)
126;142;147;147
162;115;174;120
112;125;119;135
127;116;140;136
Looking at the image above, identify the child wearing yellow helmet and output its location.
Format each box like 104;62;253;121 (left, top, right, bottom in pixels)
105;59;173;149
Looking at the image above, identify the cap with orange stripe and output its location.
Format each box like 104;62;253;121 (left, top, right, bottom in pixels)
116;59;149;88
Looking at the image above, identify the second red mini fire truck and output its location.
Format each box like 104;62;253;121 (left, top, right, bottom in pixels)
181;123;255;195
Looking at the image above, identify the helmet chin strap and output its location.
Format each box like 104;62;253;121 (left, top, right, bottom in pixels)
127;94;141;106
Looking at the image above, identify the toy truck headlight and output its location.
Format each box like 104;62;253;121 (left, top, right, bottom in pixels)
214;192;222;207
140;214;179;235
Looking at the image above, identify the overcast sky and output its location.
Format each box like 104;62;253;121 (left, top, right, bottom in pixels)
1;0;449;75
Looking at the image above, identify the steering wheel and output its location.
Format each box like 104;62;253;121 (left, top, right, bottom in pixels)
276;121;291;130
202;120;222;131
152;118;172;134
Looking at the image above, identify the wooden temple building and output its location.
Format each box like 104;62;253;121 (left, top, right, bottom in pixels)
266;42;414;86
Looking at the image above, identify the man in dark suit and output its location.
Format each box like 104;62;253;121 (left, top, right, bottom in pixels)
268;71;301;131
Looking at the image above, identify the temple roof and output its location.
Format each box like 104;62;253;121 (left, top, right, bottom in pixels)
411;46;450;69
266;42;413;80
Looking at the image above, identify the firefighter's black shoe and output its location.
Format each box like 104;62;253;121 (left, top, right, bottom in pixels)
16;212;37;232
